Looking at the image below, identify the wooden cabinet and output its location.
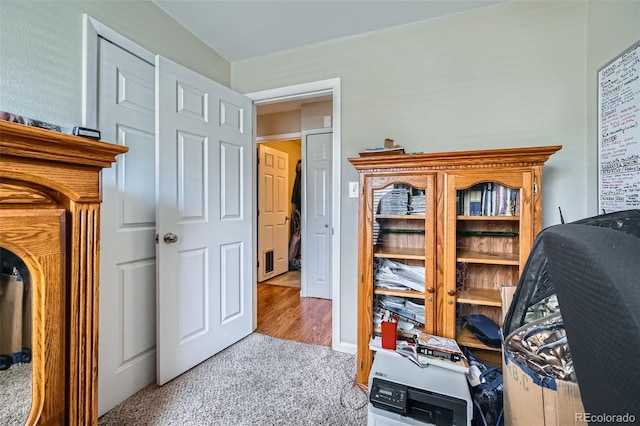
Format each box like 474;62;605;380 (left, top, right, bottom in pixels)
0;120;127;424
349;146;561;386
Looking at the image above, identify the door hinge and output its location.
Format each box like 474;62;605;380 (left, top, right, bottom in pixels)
155;234;159;244
257;260;260;268
533;179;538;196
360;273;363;284
257;209;260;216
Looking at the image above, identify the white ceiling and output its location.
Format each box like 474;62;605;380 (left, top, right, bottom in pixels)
153;0;507;62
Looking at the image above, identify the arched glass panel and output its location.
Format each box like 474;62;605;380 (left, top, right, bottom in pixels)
0;247;32;425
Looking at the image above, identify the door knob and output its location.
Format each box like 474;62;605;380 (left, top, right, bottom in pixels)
163;233;179;244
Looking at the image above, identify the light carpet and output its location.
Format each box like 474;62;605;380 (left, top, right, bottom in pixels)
0;363;32;425
99;333;369;426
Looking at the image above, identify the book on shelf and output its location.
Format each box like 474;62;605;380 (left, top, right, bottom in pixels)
470;184;483;216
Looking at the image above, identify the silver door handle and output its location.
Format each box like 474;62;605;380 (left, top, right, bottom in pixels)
163;233;179;244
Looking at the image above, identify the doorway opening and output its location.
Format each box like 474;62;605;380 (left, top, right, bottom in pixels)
248;80;342;350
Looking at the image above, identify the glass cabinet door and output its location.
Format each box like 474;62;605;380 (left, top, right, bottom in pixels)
444;172;534;365
367;174;436;342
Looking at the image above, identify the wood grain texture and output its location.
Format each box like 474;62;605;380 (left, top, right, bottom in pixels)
256;283;331;347
0;210;66;425
349;146;560;385
0;123;125;425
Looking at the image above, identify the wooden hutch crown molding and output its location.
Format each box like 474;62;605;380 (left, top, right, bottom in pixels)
349;145;562;172
0;120;127;425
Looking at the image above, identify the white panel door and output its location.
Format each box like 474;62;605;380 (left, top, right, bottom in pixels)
156;56;253;385
302;131;332;299
98;39;157;415
257;144;290;282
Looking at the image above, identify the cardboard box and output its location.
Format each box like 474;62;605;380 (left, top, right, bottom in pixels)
0;274;24;356
501;285;585;425
503;350;585;425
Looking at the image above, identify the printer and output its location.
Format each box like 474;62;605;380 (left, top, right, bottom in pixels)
368;351;472;426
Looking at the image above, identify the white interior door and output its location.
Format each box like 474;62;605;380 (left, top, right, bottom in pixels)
302;130;333;299
156;55;253;385
257;144;290;281
97;38;157;415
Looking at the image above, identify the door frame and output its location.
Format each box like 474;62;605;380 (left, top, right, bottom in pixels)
82;15;158;415
245;79;344;352
82;15;155;128
83;18;346;353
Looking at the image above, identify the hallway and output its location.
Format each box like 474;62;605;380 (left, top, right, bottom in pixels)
256;272;331;347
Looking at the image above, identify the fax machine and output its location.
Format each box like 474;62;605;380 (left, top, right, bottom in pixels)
368;351;472;426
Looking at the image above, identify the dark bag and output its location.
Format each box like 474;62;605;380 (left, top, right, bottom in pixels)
462;315;501;348
465;349;504;426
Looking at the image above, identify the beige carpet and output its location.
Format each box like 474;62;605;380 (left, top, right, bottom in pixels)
0;363;32;425
261;271;301;288
99;333;368;425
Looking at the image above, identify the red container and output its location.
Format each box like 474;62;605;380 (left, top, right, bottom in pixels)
381;321;397;350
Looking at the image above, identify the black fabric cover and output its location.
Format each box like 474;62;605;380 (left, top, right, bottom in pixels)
503;209;640;336
542;224;640;419
502;209;640;418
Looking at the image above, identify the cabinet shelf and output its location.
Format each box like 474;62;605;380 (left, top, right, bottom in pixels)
456;328;501;352
457;215;520;221
456;288;502;307
374;247;426;260
374;287;425;298
377;214;425;220
456;250;518;265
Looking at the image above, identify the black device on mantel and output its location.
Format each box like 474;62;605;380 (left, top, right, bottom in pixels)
73;126;101;140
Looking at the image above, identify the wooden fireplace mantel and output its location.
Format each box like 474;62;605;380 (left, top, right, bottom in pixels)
0;120;127;425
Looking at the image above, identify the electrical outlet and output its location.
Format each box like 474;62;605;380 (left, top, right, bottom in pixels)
349;182;359;198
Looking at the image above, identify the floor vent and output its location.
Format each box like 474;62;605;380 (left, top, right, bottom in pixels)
265;250;274;274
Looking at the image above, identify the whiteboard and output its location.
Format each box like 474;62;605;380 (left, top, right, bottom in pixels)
597;40;640;213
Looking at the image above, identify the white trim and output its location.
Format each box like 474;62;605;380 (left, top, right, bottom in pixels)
246;78;347;353
82;14;154;128
256;132;302;143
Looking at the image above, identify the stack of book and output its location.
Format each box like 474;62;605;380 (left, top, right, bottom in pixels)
456;183;520;216
370;332;469;373
400;332;468;373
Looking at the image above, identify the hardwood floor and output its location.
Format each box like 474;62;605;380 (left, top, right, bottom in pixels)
262;271;301;288
256;282;332;347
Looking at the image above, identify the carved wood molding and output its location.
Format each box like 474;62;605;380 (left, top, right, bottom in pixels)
349;145;562;172
0;121;126;425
